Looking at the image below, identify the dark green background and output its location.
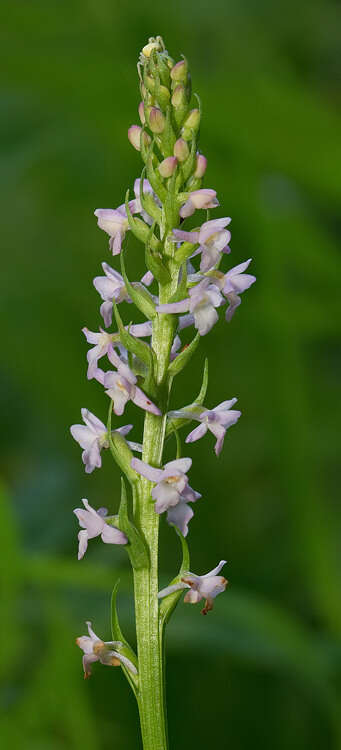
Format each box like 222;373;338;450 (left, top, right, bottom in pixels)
1;1;341;747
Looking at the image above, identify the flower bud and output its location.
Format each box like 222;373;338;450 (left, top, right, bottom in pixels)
138;101;145;125
194;153;207;178
170;60;188;82
175;140;190;163
158;156;178;178
171;84;187;109
149;107;165;134
174;138;189;163
183;109;200;131
128;125;151;152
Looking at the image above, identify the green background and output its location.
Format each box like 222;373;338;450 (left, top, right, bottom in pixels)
1;1;341;747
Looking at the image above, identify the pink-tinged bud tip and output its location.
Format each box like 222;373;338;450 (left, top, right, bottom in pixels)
138;102;145;125
194;153;207;178
171;84;186;108
128;125;151;151
170;60;188;82
158;156;178;178
174;138;189;162
149;106;165;134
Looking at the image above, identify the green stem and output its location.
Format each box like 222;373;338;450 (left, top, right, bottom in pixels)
133;265;179;750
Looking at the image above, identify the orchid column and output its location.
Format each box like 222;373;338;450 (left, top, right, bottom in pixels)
71;36;255;750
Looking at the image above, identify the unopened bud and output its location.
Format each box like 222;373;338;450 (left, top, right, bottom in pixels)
149;107;165;134
128;125;151;152
194;153;207;178
138;102;145;125
170;60;188;82
183;109;200;131
171;84;187;109
158;156;178;178
174;138;189;162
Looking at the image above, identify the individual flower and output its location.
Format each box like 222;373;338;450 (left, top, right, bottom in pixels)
131;457;200;536
74;498;127;559
156;278;223;336
214;259;256;321
76;621;137;679
83;324;152;379
179;189;219;219
93;263;131;327
158;560;228;615
70;408;133;473
96;348;161;417
94;199;137;255
168;399;241;456
172;217;231;272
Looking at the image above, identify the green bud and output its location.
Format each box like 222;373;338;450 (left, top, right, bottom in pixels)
170;60;188;83
158;156;178;178
173;138;189;162
183;108;200;132
149;106;165;134
171;83;187;109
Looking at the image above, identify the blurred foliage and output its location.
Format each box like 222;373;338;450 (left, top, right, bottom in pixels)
1;0;341;747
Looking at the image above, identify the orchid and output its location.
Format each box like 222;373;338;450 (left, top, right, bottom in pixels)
131;456;200;535
70;37;255;750
93;262;131;327
179;188;219;218
210;259;256;320
94;202;137;255
173;217;231;271
83;323;152;379
158;560;228;615
76;621;137;679
156;278;224;336
169;399;241;455
70;408;133;473
74;498;127;559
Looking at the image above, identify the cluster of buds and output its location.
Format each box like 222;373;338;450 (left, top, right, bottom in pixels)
70;36;256;686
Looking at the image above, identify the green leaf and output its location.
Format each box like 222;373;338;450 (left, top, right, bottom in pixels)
167;263;188;303
125;189;160;249
119;478;149;570
120;249;156;320
113;302;155;374
166;357;208;437
181;135;197;182
174;240;197;265
107;401;138;483
111;580;139;694
159;529;190;627
167;332;200;377
139;167;162;223
145;143;167;202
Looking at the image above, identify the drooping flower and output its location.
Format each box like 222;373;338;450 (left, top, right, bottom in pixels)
168;399;241;456
158;560;228;615
83;324;152;379
94;199;137;255
76;621;137;679
74;498;127;559
93;263;131;327
179;189;219;219
217;259;256;321
156;278;223;336
95;348;160;417
172;217;231;272
131;457;200;536
70;408;133;473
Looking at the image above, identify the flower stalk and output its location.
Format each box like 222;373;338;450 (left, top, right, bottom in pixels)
70;35;256;750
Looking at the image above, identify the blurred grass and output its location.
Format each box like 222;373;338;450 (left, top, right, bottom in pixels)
1;0;341;748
